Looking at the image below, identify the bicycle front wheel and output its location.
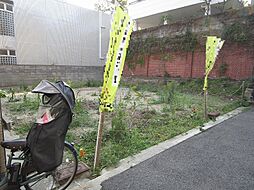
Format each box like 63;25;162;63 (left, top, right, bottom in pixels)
24;142;78;190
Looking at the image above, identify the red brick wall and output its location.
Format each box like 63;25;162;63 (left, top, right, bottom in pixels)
123;43;254;80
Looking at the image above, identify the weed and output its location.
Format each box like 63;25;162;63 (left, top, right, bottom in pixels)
65;80;102;89
222;22;249;43
67;80;86;89
20;84;30;92
108;104;130;143
154;81;176;105
160;53;173;61
0;90;6;98
221;100;242;113
14;122;32;136
162;105;172;113
137;56;145;66
8;79;245;173
8;88;16;102
177;78;245;97
219;63;228;76
132;83;160;93
70;99;98;128
8;98;39;113
85;80;102;87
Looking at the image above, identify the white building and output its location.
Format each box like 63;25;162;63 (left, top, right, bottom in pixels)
0;0;16;64
0;0;111;66
128;0;244;29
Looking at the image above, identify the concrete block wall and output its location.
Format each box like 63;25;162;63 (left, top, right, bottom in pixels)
0;64;103;87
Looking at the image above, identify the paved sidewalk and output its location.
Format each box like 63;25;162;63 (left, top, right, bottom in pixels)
101;107;254;190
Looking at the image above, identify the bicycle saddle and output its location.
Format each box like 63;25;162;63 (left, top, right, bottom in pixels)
1;139;27;151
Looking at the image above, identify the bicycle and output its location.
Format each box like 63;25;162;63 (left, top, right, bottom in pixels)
0;80;79;190
0;139;78;190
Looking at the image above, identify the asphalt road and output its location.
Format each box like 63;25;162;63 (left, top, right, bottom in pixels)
101;107;254;190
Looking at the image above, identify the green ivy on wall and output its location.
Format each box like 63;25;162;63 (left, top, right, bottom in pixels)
126;30;198;69
222;22;249;43
126;9;254;71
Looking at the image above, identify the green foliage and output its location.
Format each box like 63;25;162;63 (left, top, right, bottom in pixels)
157;82;176;104
85;80;102;87
76;101;206;170
20;84;30;92
221;100;242;113
66;80;85;89
70;99;98;128
67;80;102;88
109;104;129;143
14;122;32;136
8;88;16;102
137;56;145;65
130;82;160;93
126;30;198;69
9;79;245;173
219;63;228;76
8;98;39;112
0;90;6;98
181;29;198;51
222;22;249;43
160;53;173;61
177;78;244;97
160;14;172;25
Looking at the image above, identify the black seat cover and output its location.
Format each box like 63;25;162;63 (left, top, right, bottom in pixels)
1;139;27;151
27;80;75;173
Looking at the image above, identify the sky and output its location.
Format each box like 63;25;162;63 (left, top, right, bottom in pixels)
65;0;252;19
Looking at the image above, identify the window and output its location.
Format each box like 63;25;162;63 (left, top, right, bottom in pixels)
0;10;15;36
0;49;17;64
9;50;15;55
6;4;12;12
0;49;16;56
0;56;17;64
0;2;13;12
0;3;4;10
0;49;7;55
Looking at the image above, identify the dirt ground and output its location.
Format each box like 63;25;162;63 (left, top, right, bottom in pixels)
2;87;161;137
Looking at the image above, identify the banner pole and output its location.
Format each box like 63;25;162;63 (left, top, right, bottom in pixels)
204;89;208;119
93;112;105;170
93;5;133;172
241;81;245;105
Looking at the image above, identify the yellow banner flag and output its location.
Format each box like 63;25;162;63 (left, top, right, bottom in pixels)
99;7;133;112
203;36;224;91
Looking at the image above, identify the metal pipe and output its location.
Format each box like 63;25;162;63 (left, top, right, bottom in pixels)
99;11;105;60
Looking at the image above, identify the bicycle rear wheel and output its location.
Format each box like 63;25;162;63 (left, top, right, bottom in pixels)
23;142;78;190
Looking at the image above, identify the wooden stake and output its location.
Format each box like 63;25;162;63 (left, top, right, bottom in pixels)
241;81;245;104
0;98;6;174
93;112;105;170
204;89;208;120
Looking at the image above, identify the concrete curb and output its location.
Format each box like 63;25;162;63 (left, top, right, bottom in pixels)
200;107;245;131
71;107;247;190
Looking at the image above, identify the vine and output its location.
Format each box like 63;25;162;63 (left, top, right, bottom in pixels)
222;22;250;43
126;30;198;69
219;63;228;76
